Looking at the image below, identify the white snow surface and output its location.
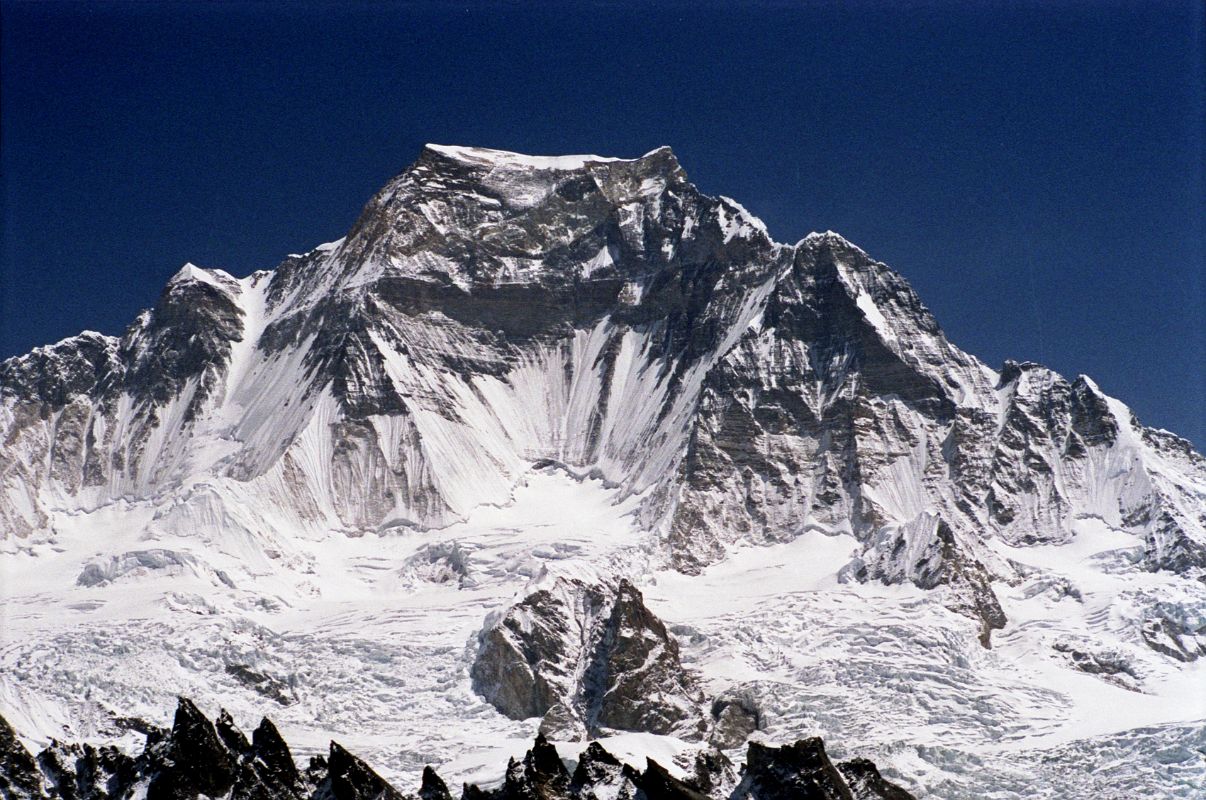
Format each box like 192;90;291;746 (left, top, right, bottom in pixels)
3;465;1204;797
1;146;1204;798
424;143;669;171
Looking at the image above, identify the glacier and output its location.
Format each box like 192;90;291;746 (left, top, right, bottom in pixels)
1;143;1203;798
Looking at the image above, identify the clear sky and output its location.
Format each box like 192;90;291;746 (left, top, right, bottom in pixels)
1;1;1202;445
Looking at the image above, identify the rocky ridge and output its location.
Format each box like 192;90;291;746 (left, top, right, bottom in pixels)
0;700;914;800
471;578;701;739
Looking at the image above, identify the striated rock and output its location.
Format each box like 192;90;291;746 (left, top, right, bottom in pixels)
145;698;238;800
472;579;699;738
841;513;1007;647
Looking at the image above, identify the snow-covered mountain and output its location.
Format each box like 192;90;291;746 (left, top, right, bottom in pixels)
1;144;1203;799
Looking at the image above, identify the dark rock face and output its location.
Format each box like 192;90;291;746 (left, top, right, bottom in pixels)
684;749;736;798
1144;505;1206;576
225;664;296;707
0;266;244;423
471;579;699;738
251;718;306;796
315;741;404;800
120;271;246;414
664;235;971;574
36;740;136;800
708;695;762;750
469;734;573;800
145;698;238;800
637;759;711;800
0;332;120;407
732;740;912;800
569;742;634;800
0;702;913;800
834;759;916;800
587;582;697;735
1051;642;1140;691
3;699;319;800
471;581;604;726
731;739;854;800
0;713;43;799
418;766;453;800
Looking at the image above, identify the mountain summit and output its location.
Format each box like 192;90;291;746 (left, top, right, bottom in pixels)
2;146;1203;798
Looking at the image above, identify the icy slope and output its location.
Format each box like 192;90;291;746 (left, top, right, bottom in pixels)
2;144;1204;798
2;469;1202;796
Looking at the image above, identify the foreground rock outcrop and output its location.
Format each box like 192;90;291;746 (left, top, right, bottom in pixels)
0;700;913;800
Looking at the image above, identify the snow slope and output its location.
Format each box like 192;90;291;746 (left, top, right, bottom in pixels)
1;144;1203;798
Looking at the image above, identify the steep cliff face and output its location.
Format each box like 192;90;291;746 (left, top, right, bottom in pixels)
1;145;788;547
2;145;1204;799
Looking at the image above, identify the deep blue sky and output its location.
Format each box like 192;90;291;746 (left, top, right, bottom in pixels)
2;1;1202;445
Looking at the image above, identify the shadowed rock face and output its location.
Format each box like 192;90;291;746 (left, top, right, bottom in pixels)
1139;612;1206;662
146;698;238;800
836;759;917;800
470;579;700;738
0;714;43;800
732;739;913;800
316;741;405;800
569;742;633;800
732;739;852;800
708;695;762;750
5;143;1200;595
418;767;453;800
1;702;914;800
